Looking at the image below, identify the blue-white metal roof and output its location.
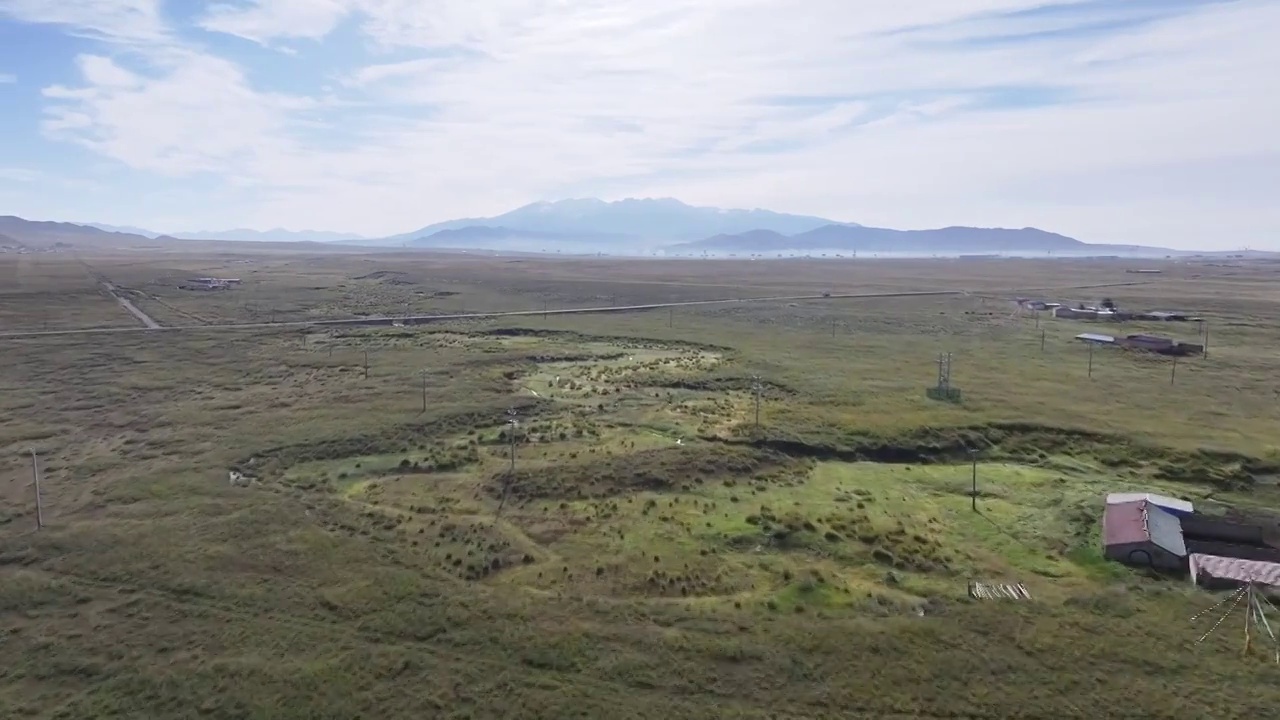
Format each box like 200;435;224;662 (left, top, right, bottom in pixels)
1106;492;1194;515
1143;502;1187;557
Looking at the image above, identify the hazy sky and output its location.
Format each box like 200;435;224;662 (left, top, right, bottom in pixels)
0;0;1276;249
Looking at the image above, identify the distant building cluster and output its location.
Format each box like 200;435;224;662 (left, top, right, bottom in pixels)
1052;306;1199;322
179;277;242;291
1021;298;1200;323
1073;332;1205;356
1102;492;1280;589
0;243;69;254
1017;296;1206;356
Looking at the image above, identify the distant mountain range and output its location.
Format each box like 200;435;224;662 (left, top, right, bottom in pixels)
375;198;1140;255
1;216;179;248
0;216;356;252
674;225;1091;254
0;198;1209;256
85;223;365;244
380;198;852;246
403;225;636;253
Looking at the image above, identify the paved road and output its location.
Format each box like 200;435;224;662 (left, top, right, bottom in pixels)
101;281;163;329
0;290;961;340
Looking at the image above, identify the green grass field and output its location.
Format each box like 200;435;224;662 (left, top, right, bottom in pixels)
4;251;1280;718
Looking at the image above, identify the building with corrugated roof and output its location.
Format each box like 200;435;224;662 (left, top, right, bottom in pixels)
1103;500;1187;570
1119;334;1204;356
1189;554;1280;589
1106;492;1194;518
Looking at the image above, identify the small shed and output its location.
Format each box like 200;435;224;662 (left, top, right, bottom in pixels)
1055;306;1098;319
1106;492;1194;518
1023;300;1060;311
1122;334;1174;351
1189;554;1280;589
1077;332;1116;345
1143;311;1189;321
1103;500;1187;570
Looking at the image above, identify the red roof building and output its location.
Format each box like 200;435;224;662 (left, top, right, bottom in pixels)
1103;500;1187;570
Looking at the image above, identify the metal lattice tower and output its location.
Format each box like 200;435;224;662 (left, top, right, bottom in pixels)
936;353;953;393
927;352;961;403
495;408;519;519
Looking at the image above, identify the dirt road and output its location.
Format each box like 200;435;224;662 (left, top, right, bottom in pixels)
0;279;1156;341
0;290;960;339
100;281;162;329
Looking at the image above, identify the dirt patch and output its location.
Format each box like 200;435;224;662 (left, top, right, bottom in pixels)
239;401;554;476
708;421;1277;489
480;327;735;354
629;375;797;395
353;270;405;280
487;445;807;502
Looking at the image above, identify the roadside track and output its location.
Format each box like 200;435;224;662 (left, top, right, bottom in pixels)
99;280;162;329
0;279;1158;341
0;290;962;339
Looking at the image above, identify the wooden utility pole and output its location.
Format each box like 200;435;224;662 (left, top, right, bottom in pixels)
970;449;978;512
543;300;548;320
1087;342;1094;378
31;449;43;530
1204;322;1209;358
1171;356;1178;385
751;375;762;432
831;318;837;337
1040;329;1046;352
1034;311;1040;329
1246;584;1254;656
363;350;369;379
669;308;673;328
509;420;517;474
420;369;429;413
496;408;518;519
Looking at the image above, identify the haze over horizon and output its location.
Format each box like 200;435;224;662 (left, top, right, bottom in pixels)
0;1;1276;250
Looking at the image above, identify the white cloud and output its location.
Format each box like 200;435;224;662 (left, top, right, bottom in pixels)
5;0;1280;247
0;166;41;182
41;51;316;178
0;0;166;43
0;72;14;83
198;0;352;44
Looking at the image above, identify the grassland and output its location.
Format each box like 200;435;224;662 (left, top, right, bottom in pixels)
4;251;1280;718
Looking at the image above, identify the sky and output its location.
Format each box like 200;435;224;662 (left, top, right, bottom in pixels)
0;1;1276;249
